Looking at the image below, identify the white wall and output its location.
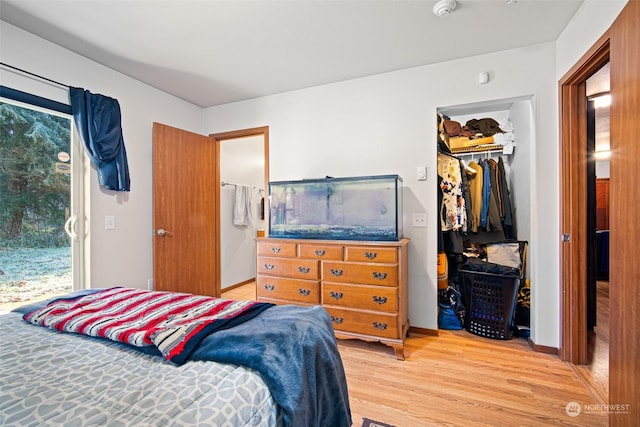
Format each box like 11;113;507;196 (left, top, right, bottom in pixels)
556;0;628;79
0;21;204;290
203;43;560;346
596;161;610;178
220;135;265;289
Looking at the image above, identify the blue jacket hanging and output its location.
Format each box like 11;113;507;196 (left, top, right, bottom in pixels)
69;87;130;191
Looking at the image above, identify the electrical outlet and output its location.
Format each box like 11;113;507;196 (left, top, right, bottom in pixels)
412;213;427;227
147;279;154;290
104;215;115;230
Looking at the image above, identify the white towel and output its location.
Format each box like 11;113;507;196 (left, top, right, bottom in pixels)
233;185;254;226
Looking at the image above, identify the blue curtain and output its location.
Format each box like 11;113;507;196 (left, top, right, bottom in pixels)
69;87;130;191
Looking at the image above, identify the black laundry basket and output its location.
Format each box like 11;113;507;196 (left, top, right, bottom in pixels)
460;269;521;339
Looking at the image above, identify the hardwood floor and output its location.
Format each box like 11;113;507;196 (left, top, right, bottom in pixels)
572;280;609;405
221;281;257;301
223;282;608;426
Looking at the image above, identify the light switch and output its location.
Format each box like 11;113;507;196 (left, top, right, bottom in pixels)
417;166;427;181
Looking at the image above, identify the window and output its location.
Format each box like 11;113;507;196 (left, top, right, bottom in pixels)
0;91;86;311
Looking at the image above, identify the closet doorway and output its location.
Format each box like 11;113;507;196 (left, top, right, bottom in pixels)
212;127;269;293
436;97;532;340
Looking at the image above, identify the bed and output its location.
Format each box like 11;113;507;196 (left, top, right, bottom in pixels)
0;287;352;427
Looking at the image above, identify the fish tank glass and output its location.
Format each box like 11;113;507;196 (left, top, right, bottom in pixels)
269;175;403;241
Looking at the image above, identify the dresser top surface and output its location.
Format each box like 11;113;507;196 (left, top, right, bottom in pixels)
257;237;410;247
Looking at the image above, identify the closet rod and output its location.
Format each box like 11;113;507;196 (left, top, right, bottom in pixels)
442;147;504;157
0;62;71;89
221;181;264;192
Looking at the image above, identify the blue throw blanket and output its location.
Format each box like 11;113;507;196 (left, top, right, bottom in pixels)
190;304;352;427
15;290;352;427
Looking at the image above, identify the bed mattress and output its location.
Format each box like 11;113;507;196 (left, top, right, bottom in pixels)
0;312;281;426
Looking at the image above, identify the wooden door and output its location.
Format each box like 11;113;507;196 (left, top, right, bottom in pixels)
609;1;640;423
152;122;218;296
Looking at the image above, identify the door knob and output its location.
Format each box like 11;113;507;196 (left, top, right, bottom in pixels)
156;228;172;237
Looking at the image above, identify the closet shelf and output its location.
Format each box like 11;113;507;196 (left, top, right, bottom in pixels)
450;145;506;156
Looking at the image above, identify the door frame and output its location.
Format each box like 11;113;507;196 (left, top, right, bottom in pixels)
210;126;269;296
558;31;609;364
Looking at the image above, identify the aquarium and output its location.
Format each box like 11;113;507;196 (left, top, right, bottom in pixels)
269;175;403;241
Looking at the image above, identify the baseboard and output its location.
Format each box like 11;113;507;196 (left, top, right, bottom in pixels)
222;278;256;292
409;326;439;337
527;337;558;355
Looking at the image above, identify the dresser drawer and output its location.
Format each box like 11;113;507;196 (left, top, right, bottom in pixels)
258;257;319;279
256;276;320;304
324;307;398;339
322;261;397;286
345;246;397;263
257;241;297;258
298;244;343;260
322;283;397;312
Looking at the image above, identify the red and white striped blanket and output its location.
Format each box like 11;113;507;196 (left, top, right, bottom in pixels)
23;287;273;365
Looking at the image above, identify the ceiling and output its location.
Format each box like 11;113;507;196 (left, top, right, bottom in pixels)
0;0;584;108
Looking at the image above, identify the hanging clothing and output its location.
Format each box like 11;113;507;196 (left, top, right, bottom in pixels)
492;160;504;219
498;157;516;239
438;153;467;232
486;159;503;232
233;185;255;226
480;160;491;229
460;160;473;234
467;161;484;233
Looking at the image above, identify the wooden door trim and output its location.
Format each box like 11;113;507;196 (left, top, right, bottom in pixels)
558;31;609;364
210;126;269;297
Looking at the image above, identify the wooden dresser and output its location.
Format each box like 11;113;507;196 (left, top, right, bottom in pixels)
256;237;410;359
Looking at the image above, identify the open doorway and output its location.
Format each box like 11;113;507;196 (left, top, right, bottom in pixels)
212;127;269;295
571;62;610;404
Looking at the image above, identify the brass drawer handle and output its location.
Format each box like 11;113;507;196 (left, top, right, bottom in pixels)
271;247;281;253
263;284;275;291
372;322;387;330
297;266;310;274
330;291;343;300
372;296;387;304
298;288;311;296
264;264;275;271
314;249;326;256
372;271;387;280
331;316;344;324
330;269;343;277
364;251;377;260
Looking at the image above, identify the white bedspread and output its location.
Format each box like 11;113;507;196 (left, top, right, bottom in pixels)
0;312;281;427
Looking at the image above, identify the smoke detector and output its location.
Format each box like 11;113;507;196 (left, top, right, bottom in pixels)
433;0;457;17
